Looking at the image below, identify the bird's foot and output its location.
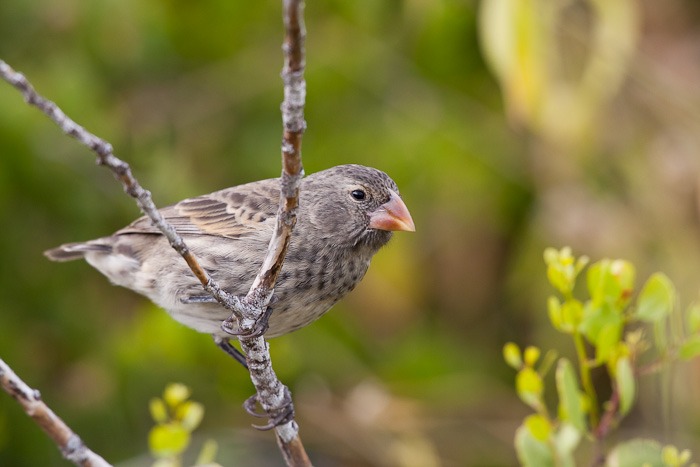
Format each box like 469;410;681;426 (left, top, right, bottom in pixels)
213;336;248;369
243;387;295;431
180;294;218;304
221;306;273;338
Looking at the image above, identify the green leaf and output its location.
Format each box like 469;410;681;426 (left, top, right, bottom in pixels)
587;259;635;307
606;439;663;467
549;297;584;334
678;448;692;465
553;423;581;467
195;439;219;466
479;0;553;140
561;300;583;333
177;401;205;432
548;296;563;331
580;302;623;362
556;359;586;431
150;398;168;424
596;322;623;364
503;342;523;369
616;357;635;416
679;335;700;360
515;417;554;467
524;414;552;441
149;423;190;458
575;255;590;277
687;303;700;334
662;445;680;466
516;367;544;411
635;273;675;323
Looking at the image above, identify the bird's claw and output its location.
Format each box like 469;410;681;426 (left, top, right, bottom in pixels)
181;294;218;304
221;306;273;338
243;388;295;431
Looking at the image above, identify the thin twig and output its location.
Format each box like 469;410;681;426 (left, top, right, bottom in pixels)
592;387;620;466
0;59;245;323
0;358;112;467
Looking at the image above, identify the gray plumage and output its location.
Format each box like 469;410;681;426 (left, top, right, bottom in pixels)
45;165;414;338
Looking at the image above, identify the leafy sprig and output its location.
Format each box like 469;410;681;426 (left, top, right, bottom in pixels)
506;247;700;466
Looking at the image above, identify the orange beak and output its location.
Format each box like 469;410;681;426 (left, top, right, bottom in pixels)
368;190;415;232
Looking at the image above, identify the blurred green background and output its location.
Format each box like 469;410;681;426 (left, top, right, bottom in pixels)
2;0;700;465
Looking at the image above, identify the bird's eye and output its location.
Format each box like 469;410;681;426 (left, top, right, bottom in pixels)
350;189;366;201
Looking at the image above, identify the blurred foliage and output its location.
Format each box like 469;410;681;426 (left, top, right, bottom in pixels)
148;383;219;467
1;1;700;466
507;247;700;465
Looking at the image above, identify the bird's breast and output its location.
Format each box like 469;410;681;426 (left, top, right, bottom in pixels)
263;249;372;337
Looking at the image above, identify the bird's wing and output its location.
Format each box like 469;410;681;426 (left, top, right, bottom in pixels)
116;179;280;239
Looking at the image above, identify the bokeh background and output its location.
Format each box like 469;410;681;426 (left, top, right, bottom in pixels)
1;0;700;465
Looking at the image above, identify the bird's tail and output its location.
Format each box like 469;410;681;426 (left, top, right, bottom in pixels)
44;242;112;262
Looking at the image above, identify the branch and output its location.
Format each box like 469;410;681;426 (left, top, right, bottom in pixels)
230;1;310;464
0;2;310;464
0;358;111;467
0;60;244;323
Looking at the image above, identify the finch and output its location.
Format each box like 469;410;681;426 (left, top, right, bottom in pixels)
45;164;415;338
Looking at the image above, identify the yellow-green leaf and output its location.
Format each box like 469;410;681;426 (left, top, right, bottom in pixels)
524;346;541;367
662;445;680;466
616;357;635;416
679;336;700;361
687;303;700;334
177;401;205;432
548;296;563;331
524;414;552;441
150;398;168;424
596;322;623;364
515;417;554;467
636;273;675;323
580;302;623;360
504;342;523;369
516;367;544;411
606;439;663;467
556;359;586;431
561;299;584;333
587;259;635;307
554;423;581;461
195;439;219;466
164;383;191;408
149;423;190;458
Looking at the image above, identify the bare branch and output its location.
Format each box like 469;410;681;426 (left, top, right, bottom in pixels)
0;60;246;323
0;358;112;467
1;2;311;465
229;1;311;464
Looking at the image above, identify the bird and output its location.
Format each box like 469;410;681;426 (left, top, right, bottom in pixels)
45;164;415;342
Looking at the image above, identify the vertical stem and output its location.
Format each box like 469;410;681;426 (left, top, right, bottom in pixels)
574;332;599;427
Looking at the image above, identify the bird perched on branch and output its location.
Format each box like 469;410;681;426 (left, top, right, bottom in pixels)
45;164;414;340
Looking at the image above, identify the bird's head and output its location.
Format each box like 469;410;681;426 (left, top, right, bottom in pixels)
300;165;414;251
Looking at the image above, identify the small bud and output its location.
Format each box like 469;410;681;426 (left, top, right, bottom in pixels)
503;342;522;369
524;346;541;367
164;383;191;408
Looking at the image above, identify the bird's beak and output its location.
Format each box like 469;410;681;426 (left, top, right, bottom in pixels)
368;190;415;232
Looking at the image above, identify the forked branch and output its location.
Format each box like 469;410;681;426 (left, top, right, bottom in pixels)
0;1;311;465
